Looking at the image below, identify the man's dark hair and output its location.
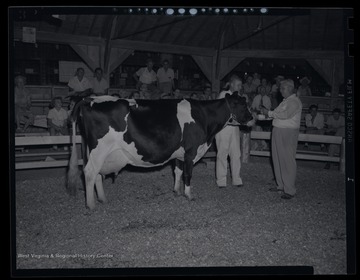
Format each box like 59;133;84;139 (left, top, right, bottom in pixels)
333;108;341;114
146;58;153;64
95;67;103;73
162;59;169;65
309;104;318;110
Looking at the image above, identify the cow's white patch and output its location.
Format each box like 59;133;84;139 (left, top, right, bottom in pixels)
193;142;211;164
90;95;120;106
176;100;195;139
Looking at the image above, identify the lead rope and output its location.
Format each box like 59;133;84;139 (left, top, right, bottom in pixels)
224;97;238;128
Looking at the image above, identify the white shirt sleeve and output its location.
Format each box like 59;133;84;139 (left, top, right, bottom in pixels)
305;114;312;127
67;77;76;89
47;109;55;120
136;68;143;77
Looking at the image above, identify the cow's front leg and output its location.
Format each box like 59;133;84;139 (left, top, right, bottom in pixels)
174;159;184;196
183;157;195;201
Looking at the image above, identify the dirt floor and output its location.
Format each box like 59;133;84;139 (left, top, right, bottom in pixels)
15;158;346;274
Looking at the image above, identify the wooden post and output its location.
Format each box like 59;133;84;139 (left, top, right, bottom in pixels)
211;54;220;93
340;138;345;173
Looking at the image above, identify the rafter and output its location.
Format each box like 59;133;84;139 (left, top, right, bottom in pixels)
71;15;80;35
223;16;292;51
112;16;195;41
87;15;98;36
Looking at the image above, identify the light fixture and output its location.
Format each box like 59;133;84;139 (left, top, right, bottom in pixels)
166;8;174;15
189;8;198;15
215;8;220;13
250;8;254;12
223;8;228;13
178;8;185;14
128;8;133;13
243;8;248;12
233;9;238;13
152;8;157;14
260;8;268;14
201;8;206;13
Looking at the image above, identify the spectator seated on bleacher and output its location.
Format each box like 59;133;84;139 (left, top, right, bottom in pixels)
68;67;93;97
15;75;34;132
324;108;345;169
47;97;69;150
304;104;325;151
91;67;109;96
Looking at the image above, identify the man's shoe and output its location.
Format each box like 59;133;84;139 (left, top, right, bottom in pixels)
269;187;283;193
218;185;227;189
233;184;244;188
281;193;294;200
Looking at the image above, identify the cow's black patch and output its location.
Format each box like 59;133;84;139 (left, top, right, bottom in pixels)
123;99;183;164
81;99;128;151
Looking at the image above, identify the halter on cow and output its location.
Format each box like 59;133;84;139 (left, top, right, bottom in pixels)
67;93;253;209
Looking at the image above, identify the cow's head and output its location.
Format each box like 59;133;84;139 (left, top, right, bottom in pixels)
225;93;254;126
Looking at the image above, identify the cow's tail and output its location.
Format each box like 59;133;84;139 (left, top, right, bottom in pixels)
66;98;88;196
67;120;81;196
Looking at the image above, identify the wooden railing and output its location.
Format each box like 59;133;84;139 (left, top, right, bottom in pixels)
14;132;345;172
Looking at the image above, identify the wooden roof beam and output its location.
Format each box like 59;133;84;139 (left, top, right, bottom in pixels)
111;39;216;57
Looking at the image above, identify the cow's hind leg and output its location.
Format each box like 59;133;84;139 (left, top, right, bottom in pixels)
183;156;195;201
95;174;107;203
84;163;98;210
84;152;107;210
174;159;184;196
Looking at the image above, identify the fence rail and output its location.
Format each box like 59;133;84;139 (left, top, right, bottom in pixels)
14;132;345;172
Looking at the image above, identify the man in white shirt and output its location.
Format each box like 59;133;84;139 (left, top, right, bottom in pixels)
157;60;175;95
261;79;302;199
92;68;109;96
133;58;157;90
215;75;244;188
68;67;93;94
305;104;325;150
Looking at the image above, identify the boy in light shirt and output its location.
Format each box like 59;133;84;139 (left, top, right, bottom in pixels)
47;97;69;149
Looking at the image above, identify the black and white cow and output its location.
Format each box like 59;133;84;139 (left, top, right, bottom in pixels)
67;94;253;209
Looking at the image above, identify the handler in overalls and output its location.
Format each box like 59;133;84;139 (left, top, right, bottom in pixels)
215;75;244;188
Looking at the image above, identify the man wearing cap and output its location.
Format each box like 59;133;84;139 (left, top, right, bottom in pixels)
297;76;312;97
261;79;302;199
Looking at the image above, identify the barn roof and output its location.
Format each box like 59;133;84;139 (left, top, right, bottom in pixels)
13;9;345;52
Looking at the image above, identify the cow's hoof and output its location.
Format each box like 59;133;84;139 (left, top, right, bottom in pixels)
86;202;96;210
173;190;182;197
98;197;107;204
